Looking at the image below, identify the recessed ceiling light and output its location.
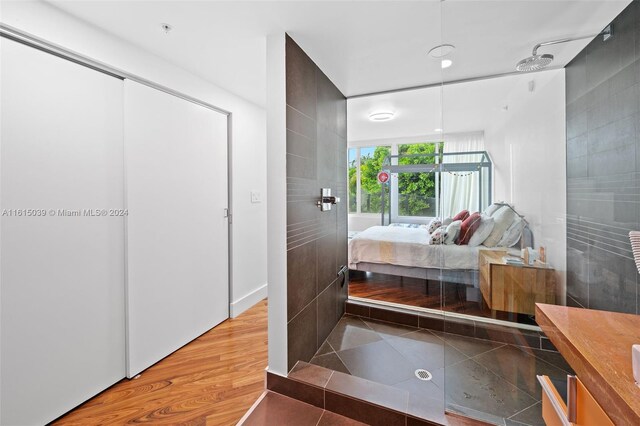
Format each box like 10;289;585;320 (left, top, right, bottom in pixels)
428;44;456;58
434;128;443;132
441;59;453;69
369;112;395;122
160;23;173;34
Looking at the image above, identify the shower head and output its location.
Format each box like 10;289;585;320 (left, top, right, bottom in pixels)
516;25;613;72
515;54;554;72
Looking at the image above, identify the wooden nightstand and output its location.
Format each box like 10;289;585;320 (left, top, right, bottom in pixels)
479;250;556;315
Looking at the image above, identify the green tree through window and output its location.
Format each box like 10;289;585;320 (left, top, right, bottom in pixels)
360;146;390;213
348;143;441;216
348;148;357;213
398;143;441;216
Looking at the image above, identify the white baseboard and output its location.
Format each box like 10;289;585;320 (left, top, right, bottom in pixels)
230;283;268;318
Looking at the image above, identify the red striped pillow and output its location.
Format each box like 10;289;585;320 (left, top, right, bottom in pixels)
452;210;470;222
457;212;482;245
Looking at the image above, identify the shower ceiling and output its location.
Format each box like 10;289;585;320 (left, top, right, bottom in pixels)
44;0;632;106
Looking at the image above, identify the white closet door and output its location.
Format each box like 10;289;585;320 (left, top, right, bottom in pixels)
0;39;126;425
124;80;229;377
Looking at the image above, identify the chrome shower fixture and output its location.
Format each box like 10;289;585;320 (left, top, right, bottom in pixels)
516;24;613;72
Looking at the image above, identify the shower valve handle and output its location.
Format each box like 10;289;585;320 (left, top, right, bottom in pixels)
317;188;340;211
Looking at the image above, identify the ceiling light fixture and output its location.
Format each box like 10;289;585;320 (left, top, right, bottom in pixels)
434;128;443;132
428;44;456;58
441;59;453;69
368;112;395;122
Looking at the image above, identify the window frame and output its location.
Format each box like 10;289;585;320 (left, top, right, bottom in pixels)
348;135;444;221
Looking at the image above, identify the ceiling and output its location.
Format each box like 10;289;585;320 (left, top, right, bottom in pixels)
347;70;562;142
46;0;631;107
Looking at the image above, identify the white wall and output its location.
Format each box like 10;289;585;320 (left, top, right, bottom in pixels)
0;0;268;317
348;215;382;232
483;70;567;303
265;33;287;376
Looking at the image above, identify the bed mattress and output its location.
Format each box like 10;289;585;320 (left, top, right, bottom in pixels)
348;226;483;270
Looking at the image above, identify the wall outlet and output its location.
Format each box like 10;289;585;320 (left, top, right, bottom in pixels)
251;191;261;203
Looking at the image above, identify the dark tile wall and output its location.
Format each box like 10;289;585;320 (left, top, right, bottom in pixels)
565;0;640;313
286;35;348;371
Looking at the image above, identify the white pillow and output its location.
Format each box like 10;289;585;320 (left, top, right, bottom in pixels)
483;206;517;247
468;215;495;247
444;220;462;245
497;216;524;247
483;203;502;217
442;217;453;227
427;218;442;234
429;227;448;245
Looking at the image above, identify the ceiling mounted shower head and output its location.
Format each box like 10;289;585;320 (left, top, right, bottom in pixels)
516;54;554;72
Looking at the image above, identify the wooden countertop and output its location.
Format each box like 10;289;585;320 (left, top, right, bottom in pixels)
536;304;640;425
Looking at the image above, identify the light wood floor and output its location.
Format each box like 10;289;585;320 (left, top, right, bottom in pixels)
54;299;268;426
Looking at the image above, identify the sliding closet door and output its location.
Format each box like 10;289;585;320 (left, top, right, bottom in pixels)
0;39;126;425
124;80;229;377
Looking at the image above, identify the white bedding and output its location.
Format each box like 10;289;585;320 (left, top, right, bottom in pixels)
349;226;484;270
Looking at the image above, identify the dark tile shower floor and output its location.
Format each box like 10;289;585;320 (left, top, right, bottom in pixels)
309;315;573;426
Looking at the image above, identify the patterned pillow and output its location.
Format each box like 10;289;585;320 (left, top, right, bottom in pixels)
457;212;482;245
444;220;462;245
452;210;470;222
429;227;448;245
427;218;443;234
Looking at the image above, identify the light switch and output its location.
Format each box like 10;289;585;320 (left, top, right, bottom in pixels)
251;191;261;203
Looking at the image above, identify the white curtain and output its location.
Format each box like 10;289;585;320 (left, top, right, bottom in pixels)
440;132;485;218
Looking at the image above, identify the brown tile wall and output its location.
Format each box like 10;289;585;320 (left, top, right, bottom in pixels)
286;35;348;371
565;0;640;313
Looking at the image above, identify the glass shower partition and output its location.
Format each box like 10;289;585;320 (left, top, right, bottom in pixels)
435;0;624;424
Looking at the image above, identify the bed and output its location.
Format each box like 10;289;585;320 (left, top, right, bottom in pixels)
348;225;489;285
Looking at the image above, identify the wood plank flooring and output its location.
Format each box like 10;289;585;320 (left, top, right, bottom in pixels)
348;271;484;315
348;272;535;324
54;299;268;426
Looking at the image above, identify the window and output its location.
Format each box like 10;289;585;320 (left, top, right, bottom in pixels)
360;146;390;213
347;146;390;214
348;148;357;213
397;142;442;217
348;142;441;218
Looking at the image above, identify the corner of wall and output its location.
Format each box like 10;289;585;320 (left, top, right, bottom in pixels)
266;32;288;376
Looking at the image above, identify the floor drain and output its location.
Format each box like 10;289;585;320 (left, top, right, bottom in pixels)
415;369;432;381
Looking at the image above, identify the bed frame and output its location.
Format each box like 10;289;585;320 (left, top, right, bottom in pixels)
349;261;479;286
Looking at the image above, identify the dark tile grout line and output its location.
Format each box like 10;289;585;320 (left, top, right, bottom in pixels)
345;301;559;353
272;363;507;426
320;311;566;424
505;400;541;423
307;306;565;425
330;344;351;375
324;311;567;378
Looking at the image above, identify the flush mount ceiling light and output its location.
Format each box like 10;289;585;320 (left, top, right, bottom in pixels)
368;112;395;122
428;44;455;58
160;23;173;35
441;59;453;69
434;128;443;132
